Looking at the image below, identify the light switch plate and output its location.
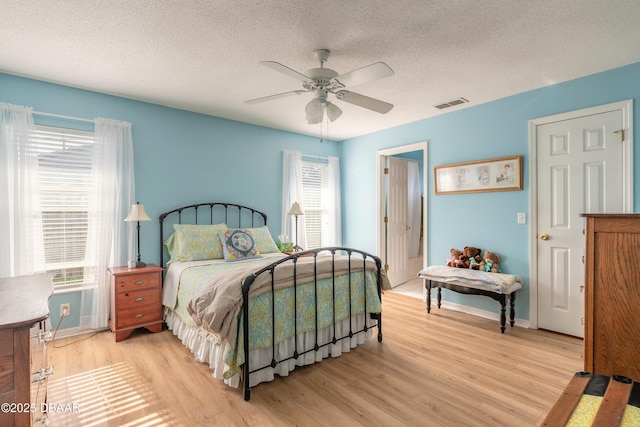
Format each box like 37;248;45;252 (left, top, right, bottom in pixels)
517;212;526;224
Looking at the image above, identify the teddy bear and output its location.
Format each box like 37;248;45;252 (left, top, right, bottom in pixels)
462;246;482;269
479;251;501;273
446;248;467;268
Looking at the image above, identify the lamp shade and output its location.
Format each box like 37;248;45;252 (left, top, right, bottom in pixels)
124;202;151;222
305;98;324;125
287;202;304;216
326;102;343;122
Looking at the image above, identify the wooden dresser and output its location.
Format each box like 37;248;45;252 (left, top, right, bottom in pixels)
582;214;640;382
108;264;163;342
0;274;54;427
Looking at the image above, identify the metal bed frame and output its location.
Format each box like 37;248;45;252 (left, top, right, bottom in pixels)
159;202;383;400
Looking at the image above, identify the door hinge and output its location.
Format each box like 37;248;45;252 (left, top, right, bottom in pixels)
581;317;584;325
384;263;389;271
384;216;389;223
384;167;389;174
614;129;625;142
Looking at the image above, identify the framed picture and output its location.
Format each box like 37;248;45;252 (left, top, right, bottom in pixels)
434;155;522;195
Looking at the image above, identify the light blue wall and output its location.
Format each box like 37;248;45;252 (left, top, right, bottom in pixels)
340;61;640;320
0;73;339;330
3;61;640;329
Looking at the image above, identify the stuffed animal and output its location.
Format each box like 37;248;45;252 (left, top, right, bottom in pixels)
479;251;501;273
462;246;482;269
446;248;467;268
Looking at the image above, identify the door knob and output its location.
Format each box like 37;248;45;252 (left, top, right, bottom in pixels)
405;225;411;230
540;233;550;240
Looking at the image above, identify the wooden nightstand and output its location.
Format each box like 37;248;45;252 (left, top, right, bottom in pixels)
108;264;163;342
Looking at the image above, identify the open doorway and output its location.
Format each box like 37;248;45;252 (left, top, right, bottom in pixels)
377;142;428;287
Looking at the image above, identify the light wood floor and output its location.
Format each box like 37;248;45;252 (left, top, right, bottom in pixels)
47;291;582;426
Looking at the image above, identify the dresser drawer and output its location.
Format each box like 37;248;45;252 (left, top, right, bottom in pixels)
114;271;160;292
116;305;162;329
0;330;12;357
0;355;13;394
117;288;161;310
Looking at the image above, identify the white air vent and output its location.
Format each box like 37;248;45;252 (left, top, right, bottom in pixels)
435;97;469;109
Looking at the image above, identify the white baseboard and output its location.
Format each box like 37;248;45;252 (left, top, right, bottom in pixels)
429;298;530;329
52;326;108;340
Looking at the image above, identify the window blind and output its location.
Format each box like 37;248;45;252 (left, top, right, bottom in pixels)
301;160;328;249
33;125;94;287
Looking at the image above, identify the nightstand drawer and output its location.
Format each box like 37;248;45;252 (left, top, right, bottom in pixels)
116;305;162;329
117;288;161;310
114;272;160;292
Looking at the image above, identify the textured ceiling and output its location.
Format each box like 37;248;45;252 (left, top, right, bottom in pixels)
2;0;640;141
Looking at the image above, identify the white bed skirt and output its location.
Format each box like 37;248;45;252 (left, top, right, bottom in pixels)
164;309;375;388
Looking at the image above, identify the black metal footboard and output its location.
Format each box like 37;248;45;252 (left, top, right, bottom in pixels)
240;247;384;401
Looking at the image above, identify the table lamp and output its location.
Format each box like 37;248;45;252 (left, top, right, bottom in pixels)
287;201;304;251
124;201;151;267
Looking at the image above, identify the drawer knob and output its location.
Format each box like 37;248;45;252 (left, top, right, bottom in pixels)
135;297;144;302
32;331;53;343
136;313;143;318
135;280;144;285
32;366;54;383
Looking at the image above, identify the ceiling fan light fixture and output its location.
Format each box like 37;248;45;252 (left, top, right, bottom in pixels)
305;98;324;124
326;102;343;122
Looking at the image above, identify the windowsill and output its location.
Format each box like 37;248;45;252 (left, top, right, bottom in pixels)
53;283;93;295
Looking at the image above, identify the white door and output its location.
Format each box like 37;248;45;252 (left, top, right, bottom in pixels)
385;156;410;287
537;109;625;337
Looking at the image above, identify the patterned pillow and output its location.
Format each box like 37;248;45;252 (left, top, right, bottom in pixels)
218;228;262;261
164;223;227;263
246;226;280;254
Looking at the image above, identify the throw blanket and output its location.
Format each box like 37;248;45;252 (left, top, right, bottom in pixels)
419;265;522;294
187;255;390;344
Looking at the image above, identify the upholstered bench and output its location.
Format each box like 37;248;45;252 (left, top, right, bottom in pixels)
418;265;523;333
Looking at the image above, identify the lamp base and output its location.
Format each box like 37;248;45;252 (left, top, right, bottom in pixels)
128;260;147;268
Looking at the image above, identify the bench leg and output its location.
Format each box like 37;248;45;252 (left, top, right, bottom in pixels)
509;292;516;327
425;280;431;313
437;287;442;309
500;301;506;333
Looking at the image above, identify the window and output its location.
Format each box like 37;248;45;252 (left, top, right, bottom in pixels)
33;125;94;288
301;159;329;249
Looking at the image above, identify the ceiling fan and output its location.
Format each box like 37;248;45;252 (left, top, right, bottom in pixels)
245;49;394;125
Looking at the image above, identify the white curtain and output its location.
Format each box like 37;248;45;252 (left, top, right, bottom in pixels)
281;150;306;250
0;103;46;277
407;161;421;259
327;156;342;246
80;118;135;331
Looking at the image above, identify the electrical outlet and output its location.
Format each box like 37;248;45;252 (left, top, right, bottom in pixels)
60;303;70;317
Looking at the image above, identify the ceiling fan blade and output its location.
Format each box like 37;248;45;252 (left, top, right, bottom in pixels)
260;61;311;82
244;90;307;105
334;90;393;114
334;62;394;88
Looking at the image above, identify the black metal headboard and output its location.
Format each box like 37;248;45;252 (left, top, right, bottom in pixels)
159;202;269;268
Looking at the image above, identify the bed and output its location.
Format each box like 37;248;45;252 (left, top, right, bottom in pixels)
159;202;389;400
419;265;523;333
